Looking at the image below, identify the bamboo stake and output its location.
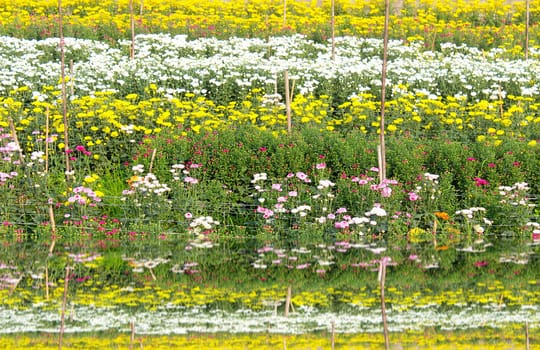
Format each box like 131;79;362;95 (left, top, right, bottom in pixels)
58;266;71;350
379;0;390;183
48;204;57;255
148;148;157;173
525;0;530;60
130;0;135;59
331;0;335;61
58;0;71;181
284;71;292;133
379;258;390;350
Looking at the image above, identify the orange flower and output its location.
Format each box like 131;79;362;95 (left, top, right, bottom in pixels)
435;211;450;220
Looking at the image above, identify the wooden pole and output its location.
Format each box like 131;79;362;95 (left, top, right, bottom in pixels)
379;0;390;183
525;0;530;60
58;0;71;181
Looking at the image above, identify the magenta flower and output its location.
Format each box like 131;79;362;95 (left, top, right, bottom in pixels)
473;177;489;187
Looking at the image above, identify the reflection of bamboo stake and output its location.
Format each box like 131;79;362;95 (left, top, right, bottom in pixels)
45;264;50;301
331;321;335;350
69;60;74;95
284;71;292;133
48;205;57;255
432;218;438;248
130;319;135;350
59;266;71;350
379;259;390;350
8;274;23;296
284;285;292;316
148;267;156;281
526;320;530;350
282;336;287;350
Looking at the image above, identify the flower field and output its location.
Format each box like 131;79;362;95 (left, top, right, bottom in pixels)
0;0;539;348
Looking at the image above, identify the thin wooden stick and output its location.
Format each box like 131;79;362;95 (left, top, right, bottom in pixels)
148;148;157;173
331;0;335;61
58;0;71;181
379;258;390;350
130;0;135;59
284;71;292;133
379;0;390;183
58;266;71;350
525;0;530;60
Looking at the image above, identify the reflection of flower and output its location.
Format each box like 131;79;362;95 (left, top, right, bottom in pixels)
408;227;429;243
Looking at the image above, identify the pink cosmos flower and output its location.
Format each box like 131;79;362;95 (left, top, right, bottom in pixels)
408;191;419;201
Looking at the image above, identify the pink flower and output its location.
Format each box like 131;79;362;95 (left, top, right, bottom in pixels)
473;177;489;187
467;157;476;161
316;163;326;169
408;191;419;201
488;163;496;168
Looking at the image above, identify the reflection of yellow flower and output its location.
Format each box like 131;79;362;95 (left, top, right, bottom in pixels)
435;211;450;220
408;227;429;243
